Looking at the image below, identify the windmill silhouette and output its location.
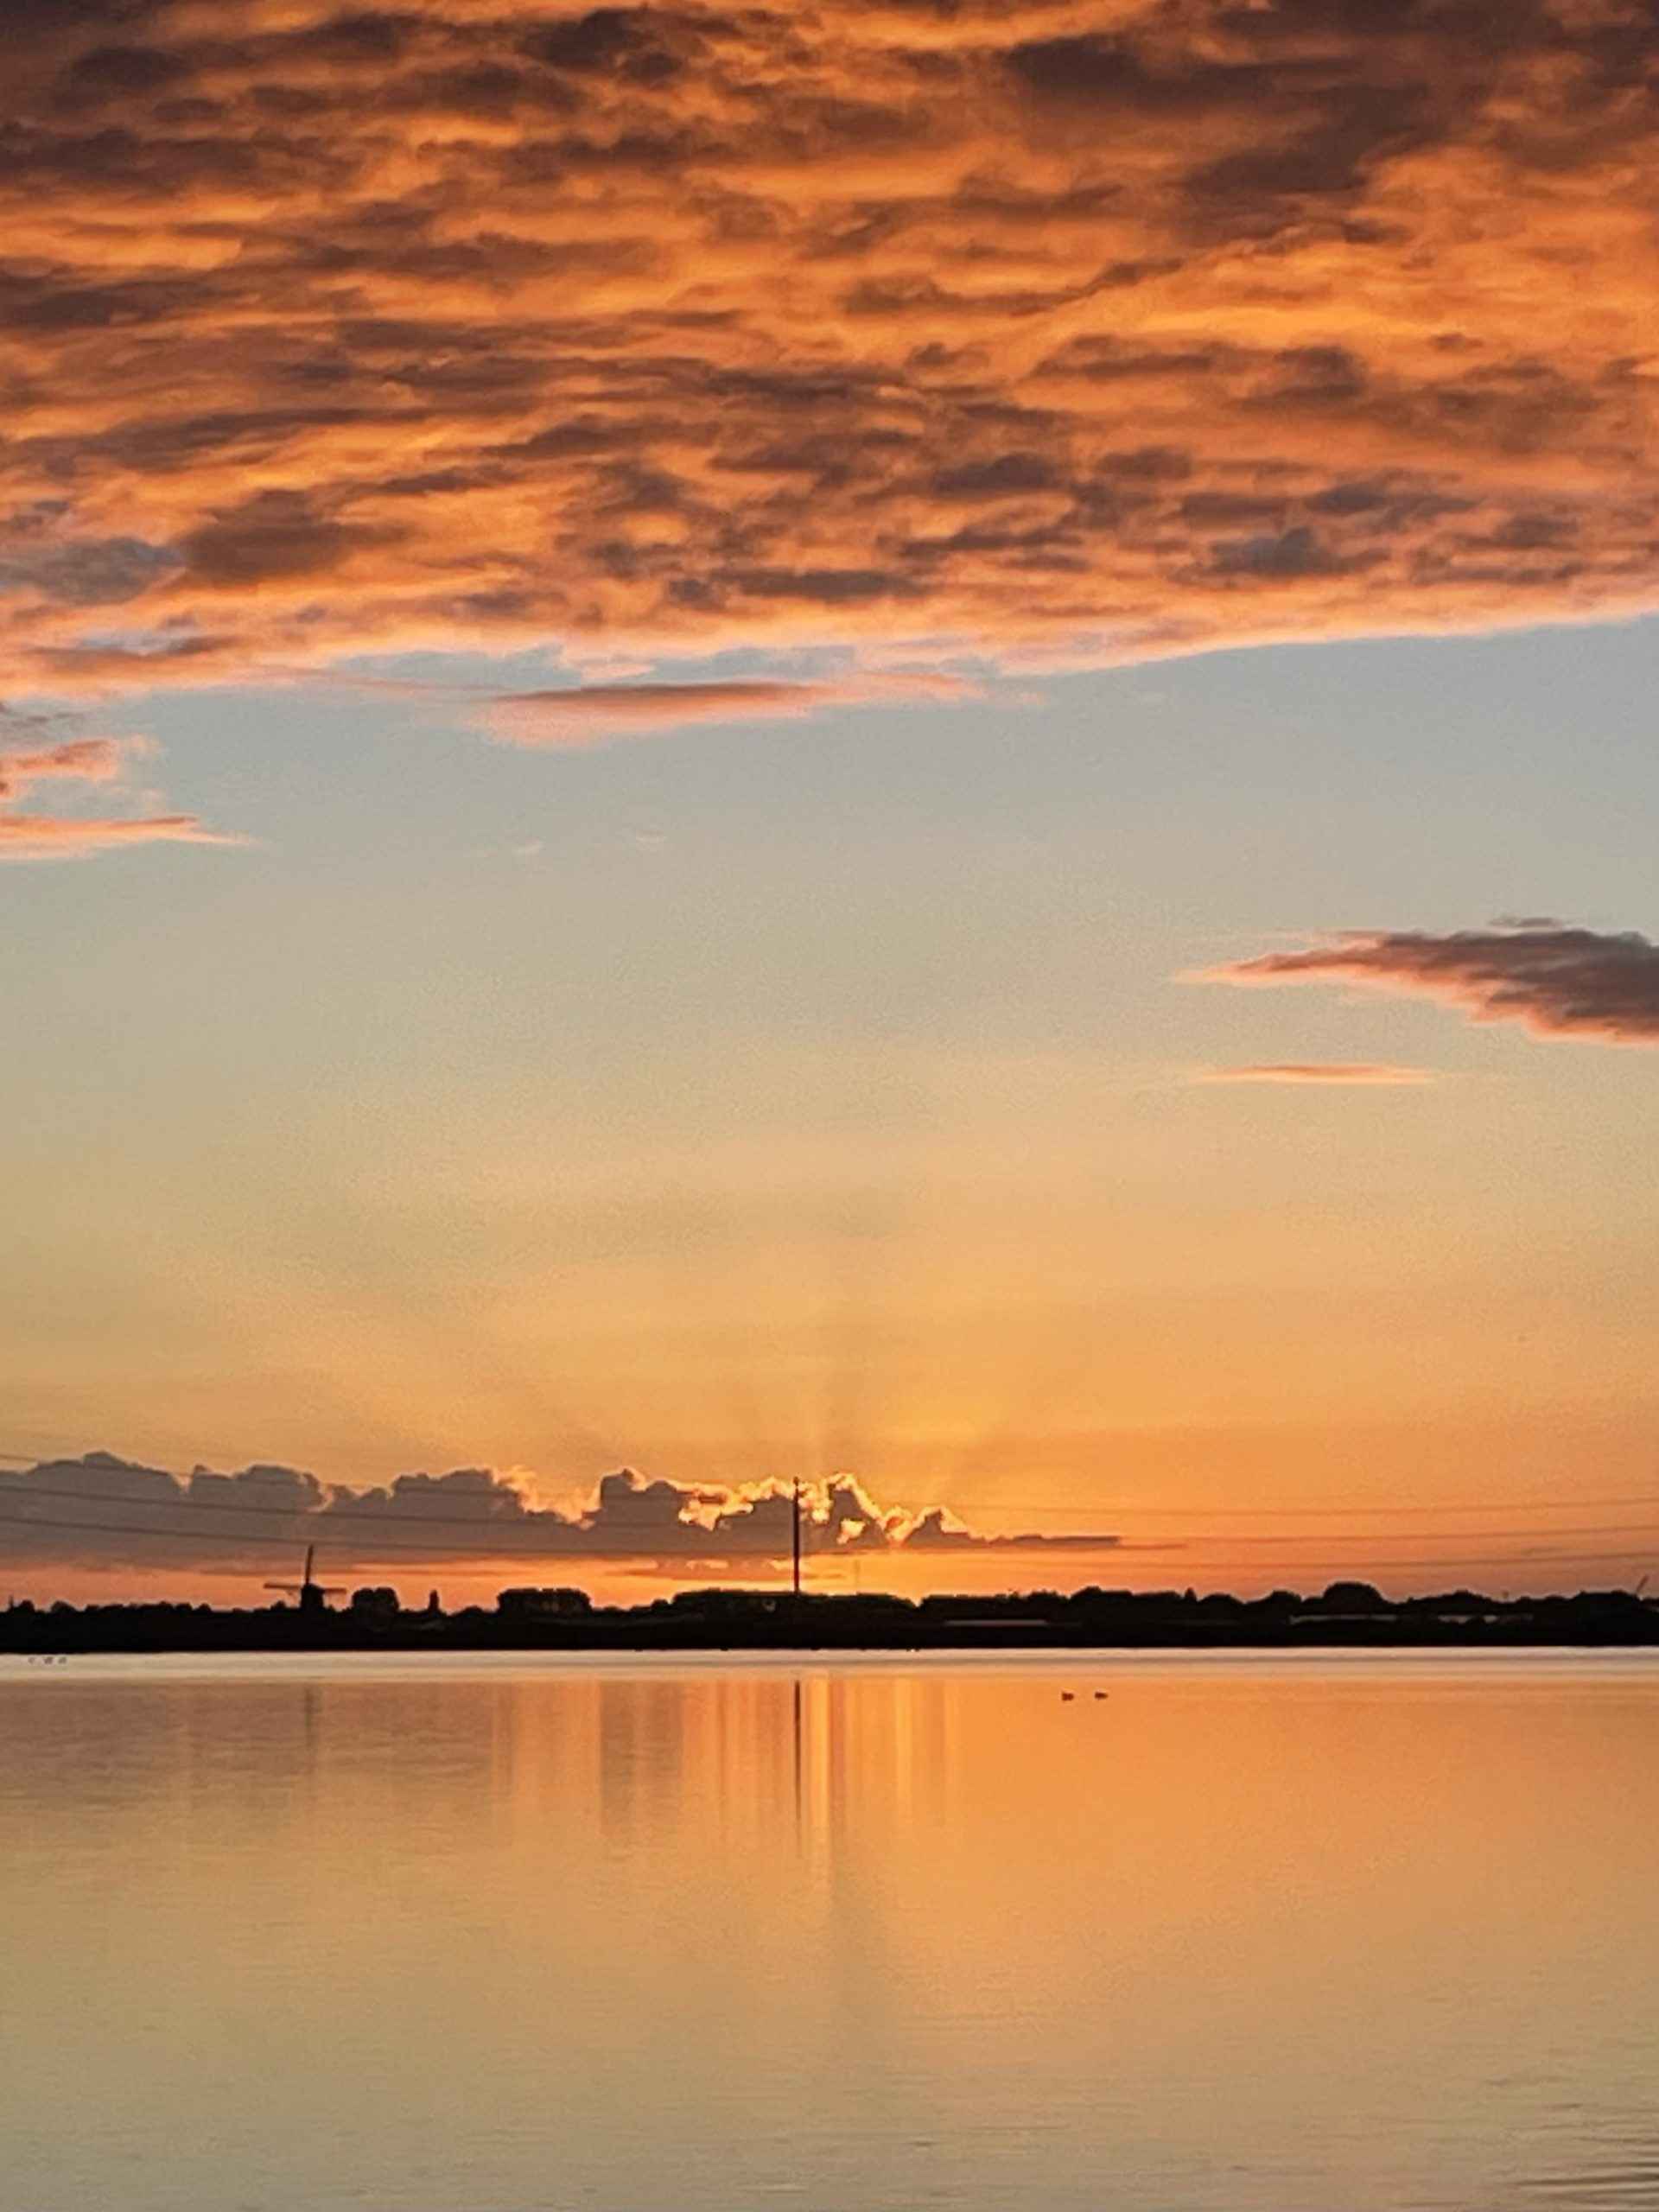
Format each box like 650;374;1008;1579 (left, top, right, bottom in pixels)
265;1543;344;1617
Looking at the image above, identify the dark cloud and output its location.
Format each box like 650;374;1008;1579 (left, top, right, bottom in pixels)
1006;35;1253;114
1208;525;1355;579
0;1455;1123;1574
519;7;693;81
177;490;386;589
0;528;178;605
55;42;195;105
1192;923;1659;1045
0;0;1654;690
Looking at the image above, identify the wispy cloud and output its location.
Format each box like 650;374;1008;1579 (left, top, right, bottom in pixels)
0;725;237;861
0;2;1655;693
1195;1062;1441;1086
1190;924;1659;1045
0;736;130;795
486;674;974;746
0;813;237;861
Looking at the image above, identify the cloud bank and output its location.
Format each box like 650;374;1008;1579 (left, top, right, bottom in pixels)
2;0;1656;695
1193;923;1659;1044
0;1454;1122;1576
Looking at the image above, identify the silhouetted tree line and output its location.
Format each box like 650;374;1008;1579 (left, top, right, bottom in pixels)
3;1580;1656;1654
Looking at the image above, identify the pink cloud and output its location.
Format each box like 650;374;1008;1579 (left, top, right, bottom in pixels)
1195;1063;1441;1086
0;813;239;861
0;728;238;861
0;737;130;797
485;674;976;746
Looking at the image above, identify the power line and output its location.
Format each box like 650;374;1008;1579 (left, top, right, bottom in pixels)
6;1478;1659;1550
6;1450;1659;1529
0;1509;772;1563
1105;1520;1659;1548
0;1501;1654;1577
0;1500;872;1563
929;1495;1659;1530
0;1477;581;1531
0;1476;791;1536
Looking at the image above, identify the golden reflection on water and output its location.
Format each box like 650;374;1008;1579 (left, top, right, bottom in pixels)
1;1656;1657;2212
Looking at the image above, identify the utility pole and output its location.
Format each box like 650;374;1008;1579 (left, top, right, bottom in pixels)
791;1478;803;1599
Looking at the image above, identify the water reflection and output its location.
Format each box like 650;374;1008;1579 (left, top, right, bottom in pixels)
0;1656;1656;2212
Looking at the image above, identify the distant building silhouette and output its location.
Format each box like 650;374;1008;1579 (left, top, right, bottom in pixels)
6;1578;1659;1656
1317;1580;1390;1616
496;1586;592;1622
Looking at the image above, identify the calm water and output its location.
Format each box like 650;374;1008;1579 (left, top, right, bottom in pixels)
2;1652;1656;2212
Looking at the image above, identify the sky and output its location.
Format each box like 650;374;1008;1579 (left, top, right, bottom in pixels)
3;0;1658;1604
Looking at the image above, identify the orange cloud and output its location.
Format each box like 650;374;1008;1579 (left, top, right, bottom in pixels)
0;721;235;861
0;1;1654;693
1196;1063;1441;1085
0;813;236;859
1192;924;1659;1045
0;735;129;796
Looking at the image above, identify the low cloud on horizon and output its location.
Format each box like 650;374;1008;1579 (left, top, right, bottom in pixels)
1;0;1656;700
0;1454;1126;1581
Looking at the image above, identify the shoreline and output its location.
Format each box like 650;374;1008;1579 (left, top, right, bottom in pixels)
7;1597;1659;1659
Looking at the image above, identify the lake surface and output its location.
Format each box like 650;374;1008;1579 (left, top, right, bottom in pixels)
2;1651;1656;2211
